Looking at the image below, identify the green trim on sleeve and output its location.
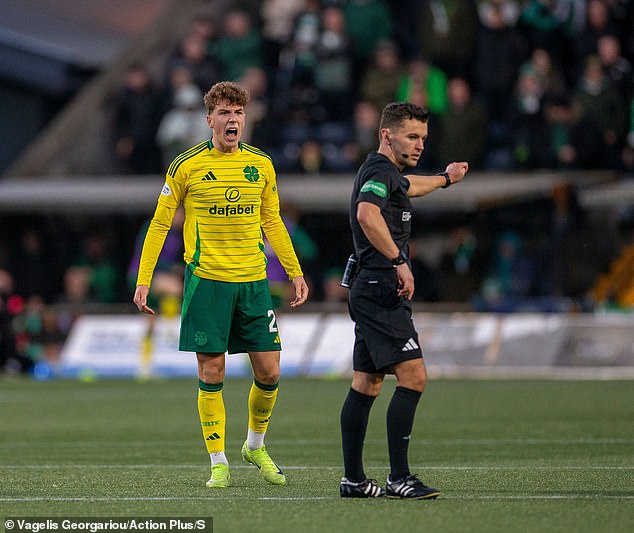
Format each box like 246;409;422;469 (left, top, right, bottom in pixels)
360;180;388;198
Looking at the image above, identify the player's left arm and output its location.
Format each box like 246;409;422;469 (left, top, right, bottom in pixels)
260;161;308;306
289;275;309;308
405;161;469;197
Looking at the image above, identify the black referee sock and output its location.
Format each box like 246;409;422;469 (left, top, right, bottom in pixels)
340;387;376;482
387;386;422;481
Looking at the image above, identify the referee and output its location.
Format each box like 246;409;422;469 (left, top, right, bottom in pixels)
339;102;468;499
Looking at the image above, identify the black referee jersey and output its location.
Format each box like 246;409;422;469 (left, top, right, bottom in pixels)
350;151;412;268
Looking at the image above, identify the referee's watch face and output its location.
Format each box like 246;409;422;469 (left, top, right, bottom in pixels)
207;100;245;153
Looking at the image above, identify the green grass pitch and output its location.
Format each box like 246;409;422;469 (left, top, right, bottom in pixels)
1;377;633;532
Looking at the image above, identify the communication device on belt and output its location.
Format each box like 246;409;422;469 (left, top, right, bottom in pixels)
340;254;358;288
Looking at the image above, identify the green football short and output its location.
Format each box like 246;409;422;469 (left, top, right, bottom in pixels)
179;268;281;354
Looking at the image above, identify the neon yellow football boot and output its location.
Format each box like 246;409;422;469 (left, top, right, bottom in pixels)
206;463;230;488
241;442;286;486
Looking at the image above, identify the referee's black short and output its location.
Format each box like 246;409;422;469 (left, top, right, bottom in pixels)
348;267;423;374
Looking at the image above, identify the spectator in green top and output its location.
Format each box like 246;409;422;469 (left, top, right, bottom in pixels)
213;10;265;81
395;58;449;115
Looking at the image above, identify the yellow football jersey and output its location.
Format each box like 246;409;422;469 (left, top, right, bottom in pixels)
137;140;303;286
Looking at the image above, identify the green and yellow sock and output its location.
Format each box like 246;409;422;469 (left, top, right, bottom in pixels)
198;380;226;454
246;379;278;449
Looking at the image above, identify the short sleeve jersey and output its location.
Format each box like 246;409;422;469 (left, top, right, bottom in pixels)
156;140;302;283
350;152;413;268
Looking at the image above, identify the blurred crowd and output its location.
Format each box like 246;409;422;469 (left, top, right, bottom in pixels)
3;0;634;375
0;223;126;375
109;0;634;175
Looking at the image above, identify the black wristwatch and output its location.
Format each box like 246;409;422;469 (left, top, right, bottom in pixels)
391;250;408;266
440;171;451;189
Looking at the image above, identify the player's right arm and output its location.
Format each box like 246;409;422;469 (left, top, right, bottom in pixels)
133;284;153;315
134;175;183;314
134;202;177;314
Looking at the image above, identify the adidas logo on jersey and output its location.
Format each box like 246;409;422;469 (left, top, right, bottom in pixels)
401;338;419;352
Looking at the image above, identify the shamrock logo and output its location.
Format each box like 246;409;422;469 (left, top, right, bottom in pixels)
194;331;208;347
243;165;259;182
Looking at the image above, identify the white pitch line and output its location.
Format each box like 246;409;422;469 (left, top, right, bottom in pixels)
1;495;633;503
1;465;633;471
1;438;632;448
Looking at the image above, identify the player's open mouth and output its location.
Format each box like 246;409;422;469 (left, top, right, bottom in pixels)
226;127;238;140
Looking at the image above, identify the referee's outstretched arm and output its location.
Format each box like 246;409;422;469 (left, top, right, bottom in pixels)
404;161;469;197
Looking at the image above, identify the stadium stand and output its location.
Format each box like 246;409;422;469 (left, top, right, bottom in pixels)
0;0;633;376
